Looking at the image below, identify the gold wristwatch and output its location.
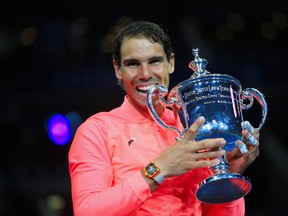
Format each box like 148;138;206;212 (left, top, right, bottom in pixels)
144;162;165;184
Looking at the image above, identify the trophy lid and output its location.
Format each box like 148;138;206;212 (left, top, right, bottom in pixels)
189;48;210;78
184;48;241;87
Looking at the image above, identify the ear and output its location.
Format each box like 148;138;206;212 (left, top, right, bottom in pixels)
168;54;175;75
113;60;123;80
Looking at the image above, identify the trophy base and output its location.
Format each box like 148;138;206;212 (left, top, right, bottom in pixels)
196;172;251;204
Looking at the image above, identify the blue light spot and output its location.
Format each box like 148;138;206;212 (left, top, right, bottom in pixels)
47;114;72;145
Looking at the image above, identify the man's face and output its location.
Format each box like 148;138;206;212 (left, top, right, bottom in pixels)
114;37;175;115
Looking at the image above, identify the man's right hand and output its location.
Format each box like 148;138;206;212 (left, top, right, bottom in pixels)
155;116;226;178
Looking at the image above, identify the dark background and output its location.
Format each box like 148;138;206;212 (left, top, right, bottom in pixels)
1;1;287;215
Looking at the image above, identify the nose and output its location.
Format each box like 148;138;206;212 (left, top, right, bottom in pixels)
139;64;152;80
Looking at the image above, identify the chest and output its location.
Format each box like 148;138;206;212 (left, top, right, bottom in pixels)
106;122;178;183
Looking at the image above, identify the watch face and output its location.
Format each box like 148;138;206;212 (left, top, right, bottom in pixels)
147;163;157;175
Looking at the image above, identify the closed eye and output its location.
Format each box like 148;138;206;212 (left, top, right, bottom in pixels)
149;57;164;65
124;60;140;68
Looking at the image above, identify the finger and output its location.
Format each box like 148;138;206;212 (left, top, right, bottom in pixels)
192;148;226;160
241;121;254;133
237;140;248;154
247;133;258;145
192;157;222;168
191;138;226;153
241;121;259;145
182;116;205;142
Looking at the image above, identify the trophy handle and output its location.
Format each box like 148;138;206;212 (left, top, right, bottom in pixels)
147;85;184;139
241;87;268;131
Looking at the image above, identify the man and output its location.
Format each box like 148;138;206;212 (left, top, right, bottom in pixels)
68;20;260;215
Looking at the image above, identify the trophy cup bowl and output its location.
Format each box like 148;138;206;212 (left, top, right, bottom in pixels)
146;48;268;204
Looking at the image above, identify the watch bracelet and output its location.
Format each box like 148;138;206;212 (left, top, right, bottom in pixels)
154;172;165;184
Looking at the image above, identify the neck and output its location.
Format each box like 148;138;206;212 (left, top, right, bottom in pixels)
127;97;164;121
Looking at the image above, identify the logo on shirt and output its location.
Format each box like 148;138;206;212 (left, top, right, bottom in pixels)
128;137;136;146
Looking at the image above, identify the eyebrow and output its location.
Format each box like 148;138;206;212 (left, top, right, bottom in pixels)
149;56;165;62
123;55;165;63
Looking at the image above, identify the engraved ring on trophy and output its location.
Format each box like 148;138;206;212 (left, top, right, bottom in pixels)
146;48;268;204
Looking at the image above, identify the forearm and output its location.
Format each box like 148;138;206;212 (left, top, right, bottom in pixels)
71;171;151;216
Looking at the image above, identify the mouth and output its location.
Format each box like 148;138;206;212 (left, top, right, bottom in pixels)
136;84;157;94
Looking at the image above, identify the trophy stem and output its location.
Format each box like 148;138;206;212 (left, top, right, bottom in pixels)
196;154;252;204
211;155;230;174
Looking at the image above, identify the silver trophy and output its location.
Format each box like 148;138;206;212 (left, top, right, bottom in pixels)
147;48;268;204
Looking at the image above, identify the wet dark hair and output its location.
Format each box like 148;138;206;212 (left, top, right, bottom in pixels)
112;20;174;66
112;20;174;88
